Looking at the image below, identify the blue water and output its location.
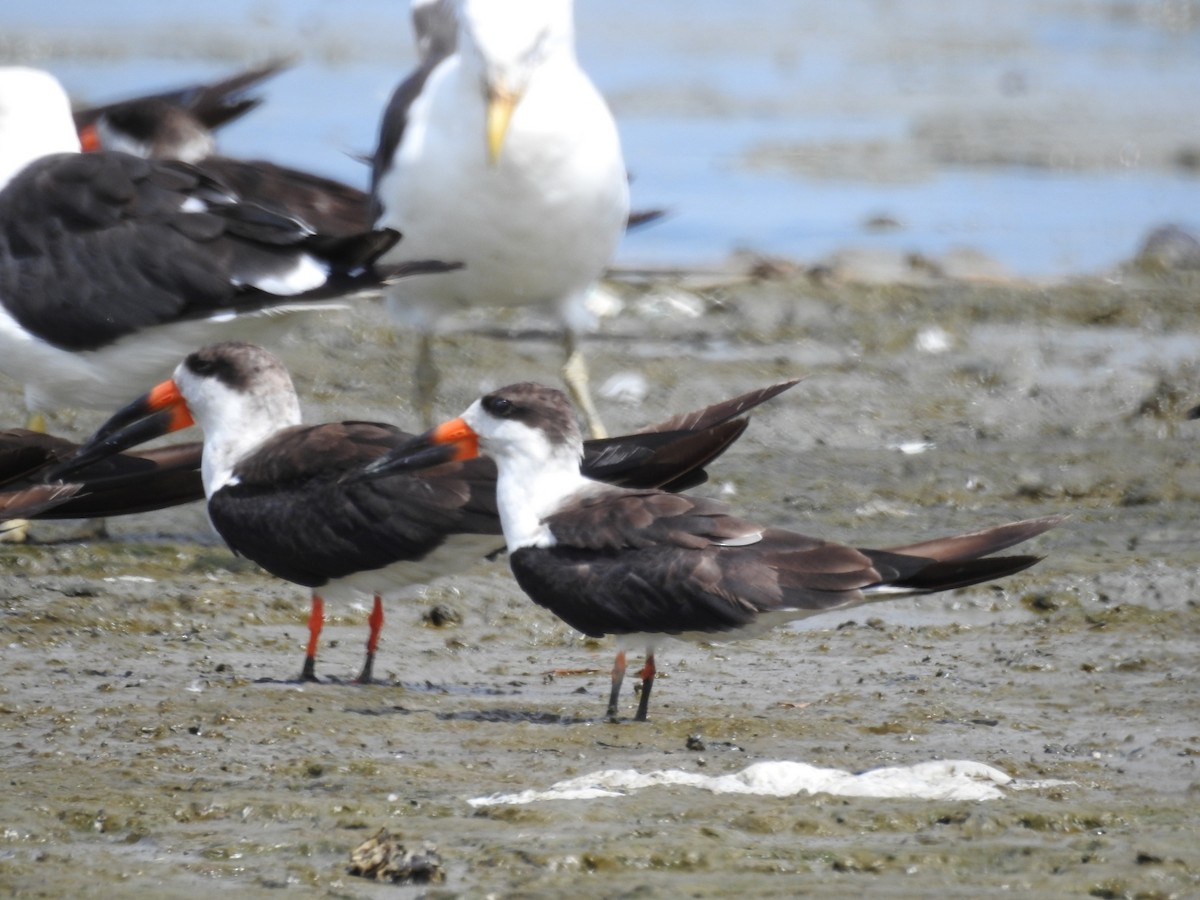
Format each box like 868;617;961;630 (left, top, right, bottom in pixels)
5;0;1199;276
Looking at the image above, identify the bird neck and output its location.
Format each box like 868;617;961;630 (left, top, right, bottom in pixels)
493;439;588;551
200;394;302;496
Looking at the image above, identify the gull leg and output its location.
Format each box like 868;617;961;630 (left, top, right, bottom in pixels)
415;331;439;430
634;653;657;722
301;593;325;682
356;594;385;684
606;649;627;720
561;330;606;439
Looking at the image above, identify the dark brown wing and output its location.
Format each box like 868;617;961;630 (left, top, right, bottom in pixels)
513;487;1058;638
0;484;83;519
509;521;882;637
511;488;792;634
882;515;1064;561
0;428;78;486
73;60;288;134
196;157;370;236
580;379;800;491
543;487;763;551
0;429;204;519
30;443;205;520
511;543;764;636
208;422;500;587
638;379;802;434
581;421;747;492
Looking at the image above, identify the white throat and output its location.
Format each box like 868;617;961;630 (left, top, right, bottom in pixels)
461;397;589;551
201;393;300;497
179;371;302;498
494;441;589;550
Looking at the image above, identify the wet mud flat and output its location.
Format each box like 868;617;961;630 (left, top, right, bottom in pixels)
1;272;1198;897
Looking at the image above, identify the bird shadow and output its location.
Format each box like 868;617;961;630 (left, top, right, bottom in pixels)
251;676;513;695
341;704;593;726
251;675;597;724
435;708;594;725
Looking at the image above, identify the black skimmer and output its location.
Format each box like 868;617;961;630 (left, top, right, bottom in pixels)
0;67;449;421
55;342;799;684
0;428;202;532
70;62;371;238
365;382;1064;721
73;60;288;162
371;0;629;436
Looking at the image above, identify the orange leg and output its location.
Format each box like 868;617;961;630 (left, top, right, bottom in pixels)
606;649;627;719
634;654;657;722
356;594;384;684
300;593;325;682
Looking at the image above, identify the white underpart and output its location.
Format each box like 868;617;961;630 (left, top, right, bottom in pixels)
0;302;344;412
231;254;331;296
331;532;503;599
376;0;628;334
461;398;591;551
0;67;81;189
179;196;209;214
712;532;762;548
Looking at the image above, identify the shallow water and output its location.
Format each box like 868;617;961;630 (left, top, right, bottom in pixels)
3;0;1199;275
1;274;1199;897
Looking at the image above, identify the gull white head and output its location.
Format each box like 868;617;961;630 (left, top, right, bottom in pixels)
456;0;577;162
0;67;81;190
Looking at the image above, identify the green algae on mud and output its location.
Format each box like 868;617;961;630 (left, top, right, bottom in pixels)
1;275;1199;897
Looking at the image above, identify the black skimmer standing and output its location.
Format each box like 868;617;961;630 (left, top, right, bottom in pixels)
72;60;288;162
0;67;449;423
0;428;202;535
55;342;799;684
365;383;1064;721
371;0;630;437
